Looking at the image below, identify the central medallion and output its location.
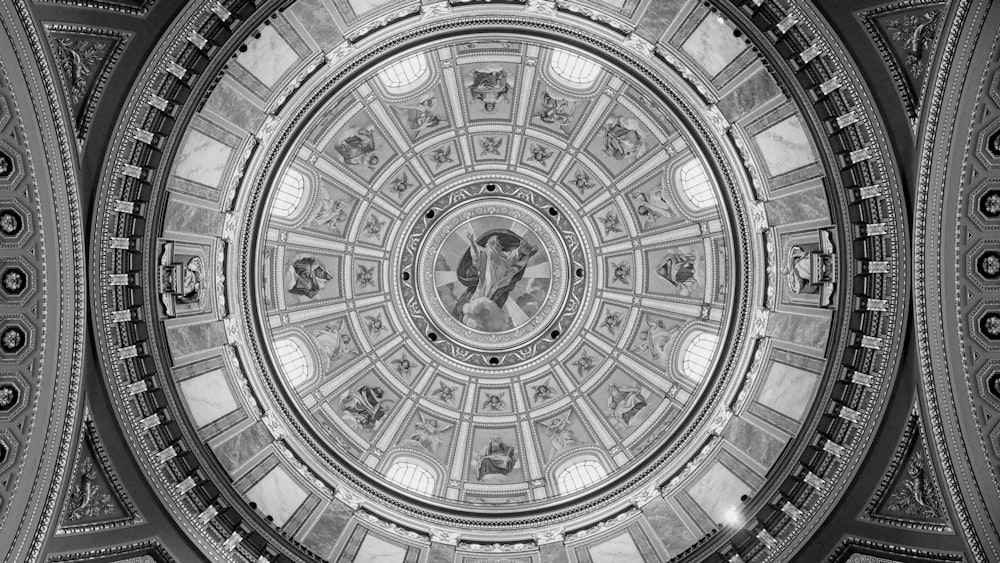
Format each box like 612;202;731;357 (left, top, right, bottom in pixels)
399;181;587;368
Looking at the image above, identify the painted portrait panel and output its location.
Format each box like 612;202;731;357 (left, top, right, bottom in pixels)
626;170;686;231
433;215;552;334
322;112;394;181
646;243;707;299
587;106;652;176
590;369;659;437
336;370;397;440
303;179;357;237
467;427;524;484
629;312;684;367
282;251;341;304
390;87;450;140
461;63;515;121
398;410;455;464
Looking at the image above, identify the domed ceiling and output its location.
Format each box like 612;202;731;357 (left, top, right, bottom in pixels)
254;35;740;512
84;0;911;561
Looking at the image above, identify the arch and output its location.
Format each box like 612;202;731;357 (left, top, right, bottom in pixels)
555;455;608;494
549;49;602;88
271;168;306;219
675;158;716;209
273;336;310;388
385;458;437;495
377;53;430;94
681;331;719;381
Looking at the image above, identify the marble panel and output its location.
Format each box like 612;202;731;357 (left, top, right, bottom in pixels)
539;543;570;563
681;16;747;77
641;497;697;556
764;179;830;224
752;115;818;177
356;533;407;563
162;198;225;236
179;368;239;428
301;502;353;557
686;462;752;524
349;0;394;16
203;80;267;133
246;465;308;526
287;0;343;50
213;422;271;473
427;542;456;563
717;66;782;122
236;25;300;88
722;416;786;468
756;361;819;421
635;0;687;41
166;321;227;362
588;532;644;562
765;310;829;349
173;130;233;188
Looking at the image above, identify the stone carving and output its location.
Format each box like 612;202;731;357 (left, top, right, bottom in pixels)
781;229;837;306
859;3;945;120
44;25;129;140
884;449;945;518
157;242;209;317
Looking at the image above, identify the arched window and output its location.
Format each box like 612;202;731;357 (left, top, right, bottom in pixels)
272;169;305;218
682;332;719;381
677;159;716;209
378;53;429;91
556;460;607;494
550;49;601;85
274;338;308;387
386;461;435;494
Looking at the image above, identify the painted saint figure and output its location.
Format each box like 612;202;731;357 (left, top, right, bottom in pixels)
288;256;335;299
607;383;648;429
656;253;697;295
451;229;538;327
401;94;442;133
333;126;377;167
468;65;510;112
475;435;516;480
405;413;453;456
603;115;645;160
340;385;393;431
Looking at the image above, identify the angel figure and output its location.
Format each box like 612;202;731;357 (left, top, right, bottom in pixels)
482;392;507;411
531;379;556;403
632;318;681;363
356;265;375;288
571;352;596;377
429;146;454;169
314;320;354;370
544;413;578;459
406;413;453;456
631;170;679;227
365;314;385;337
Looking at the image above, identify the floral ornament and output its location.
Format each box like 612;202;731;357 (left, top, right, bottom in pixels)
0;153;10;177
0;211;19;235
982;313;1000;338
982;192;1000;217
0;385;16;408
3;270;23;293
979;252;1000;278
1;328;23;352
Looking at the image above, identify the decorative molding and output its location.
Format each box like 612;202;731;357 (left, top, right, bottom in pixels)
34;0;155;17
55;404;143;535
43;23;130;143
861;406;952;533
857;0;947;126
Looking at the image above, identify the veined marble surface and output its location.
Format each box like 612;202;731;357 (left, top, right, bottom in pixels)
756;361;820;421
173;130;234;188
355;533;407;563
178;368;239;428
588;531;644;562
752;115;818;177
682;15;747;77
245;465;309;526
236;25;300;88
686;462;752;524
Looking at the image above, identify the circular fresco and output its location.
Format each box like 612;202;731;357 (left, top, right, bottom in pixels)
250;33;743;512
